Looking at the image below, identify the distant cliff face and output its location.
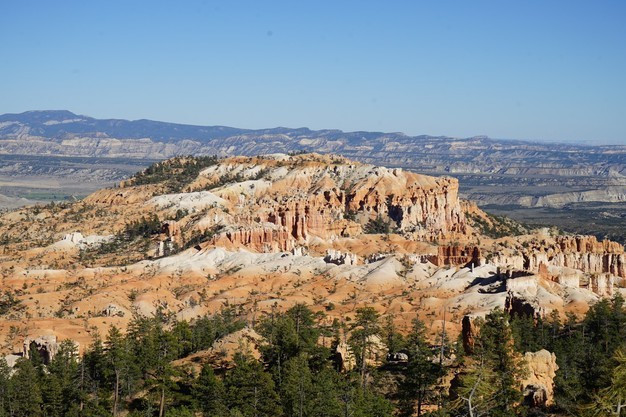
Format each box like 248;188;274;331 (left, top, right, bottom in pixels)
517;187;626;208
165;154;469;248
490;235;626;279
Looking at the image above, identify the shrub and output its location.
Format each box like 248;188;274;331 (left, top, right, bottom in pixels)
364;215;393;234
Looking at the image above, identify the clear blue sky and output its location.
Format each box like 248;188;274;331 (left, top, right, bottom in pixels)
1;1;625;144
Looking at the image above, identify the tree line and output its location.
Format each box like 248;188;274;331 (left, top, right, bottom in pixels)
1;296;626;417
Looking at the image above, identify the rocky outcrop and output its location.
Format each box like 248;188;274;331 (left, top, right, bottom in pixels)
161;221;182;247
23;335;59;364
291;247;307;256
155;220;183;256
547;252;625;279
202;154;468;244
51;232;114;250
324;249;358;265
156;240;174;257
590;274;614;297
522;350;559;407
489;235;626;281
264;201;356;242
387;352;409;363
4;354;22;368
212;225;296;252
556;236;623;254
546;236;625;278
555;272;580;288
505;276;538;297
344;172;467;240
367;253;391;264
461;315;481;354
61;232;84;245
335;341;358;372
429;245;480;266
102;303;124;317
489;253;525;271
335;335;387;372
505;293;541;318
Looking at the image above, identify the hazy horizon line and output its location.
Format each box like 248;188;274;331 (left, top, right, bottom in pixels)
3;108;624;147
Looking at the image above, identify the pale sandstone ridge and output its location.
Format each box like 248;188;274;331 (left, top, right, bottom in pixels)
193;154;468;249
491;235;626;279
518;186;626;208
84;184;161;205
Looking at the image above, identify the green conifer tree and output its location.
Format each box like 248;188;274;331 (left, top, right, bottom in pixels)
0;358;10;417
588;349;626;416
193;364;227;417
349;307;381;389
41;374;63;417
105;326;130;417
398;318;442;417
464;309;527;417
225;353;283;417
309;367;342;417
9;358;43;417
281;354;314;417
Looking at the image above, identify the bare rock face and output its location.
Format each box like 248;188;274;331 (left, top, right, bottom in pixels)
199;154;468;247
156;240;173;257
461;315;481;354
102;303;124;317
590;274;614;297
61;232;84;245
554;270;581;288
522;349;559;407
4;354;22;368
488;236;625;302
557;235;623;254
505;276;538;297
324;249;358;265
335;341;358;372
335;335;387;372
23;335;59;364
522;236;626;278
212;224;296;252
505;292;542;318
428;245;480;266
161;221;182;247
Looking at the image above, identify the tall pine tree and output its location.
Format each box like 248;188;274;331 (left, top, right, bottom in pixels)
398;318;443;417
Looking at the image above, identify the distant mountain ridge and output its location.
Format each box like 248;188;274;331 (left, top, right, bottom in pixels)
0;110;394;143
0;110;251;142
0;110;586;148
0;110;624;178
1;111;624;242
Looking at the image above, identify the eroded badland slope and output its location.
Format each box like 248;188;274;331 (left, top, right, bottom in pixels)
0;153;624;356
